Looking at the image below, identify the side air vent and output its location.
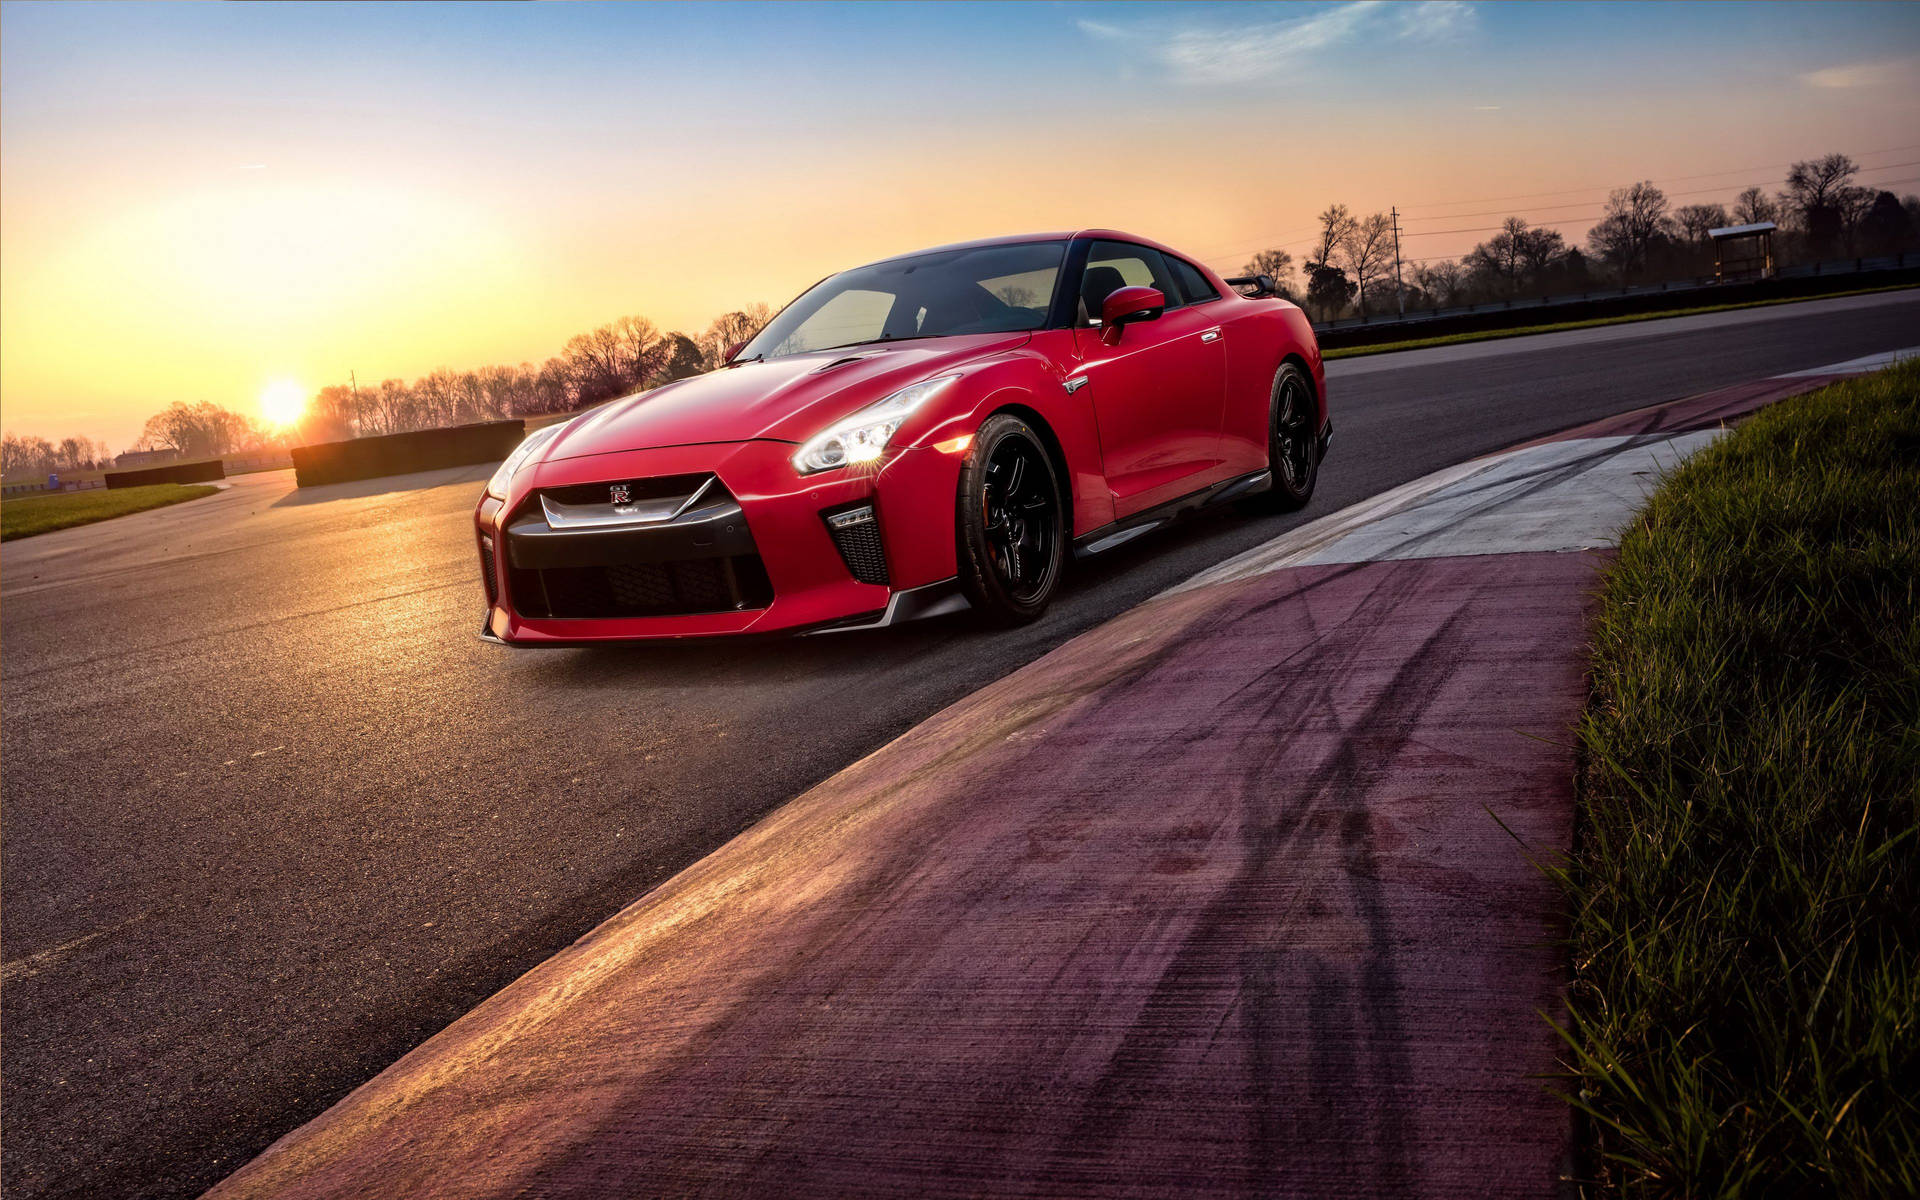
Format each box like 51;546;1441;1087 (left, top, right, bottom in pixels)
479;536;498;605
825;505;888;585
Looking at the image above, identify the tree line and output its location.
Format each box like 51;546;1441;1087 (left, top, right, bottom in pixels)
290;304;774;444
2;303;779;476
0;432;115;479
1242;153;1920;322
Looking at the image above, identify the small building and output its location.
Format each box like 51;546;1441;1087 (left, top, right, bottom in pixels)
1707;221;1777;283
114;448;177;469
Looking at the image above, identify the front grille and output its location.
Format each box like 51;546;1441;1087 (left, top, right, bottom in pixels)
825;506;888;585
509;556;773;619
479;537;498;605
540;473;711;508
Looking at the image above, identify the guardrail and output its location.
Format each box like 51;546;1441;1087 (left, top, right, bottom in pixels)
1314;251;1919;334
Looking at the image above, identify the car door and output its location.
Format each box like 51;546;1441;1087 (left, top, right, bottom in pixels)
1070;240;1227;519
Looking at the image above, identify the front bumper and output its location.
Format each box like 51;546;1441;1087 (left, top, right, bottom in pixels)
476;438;968;643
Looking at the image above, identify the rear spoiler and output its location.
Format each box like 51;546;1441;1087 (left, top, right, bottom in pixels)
1224;273;1283;298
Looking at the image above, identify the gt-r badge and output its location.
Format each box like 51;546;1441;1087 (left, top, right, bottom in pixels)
1064;376;1089;394
609;483;632;505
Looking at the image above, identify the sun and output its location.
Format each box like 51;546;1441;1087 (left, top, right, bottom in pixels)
259;379;307;427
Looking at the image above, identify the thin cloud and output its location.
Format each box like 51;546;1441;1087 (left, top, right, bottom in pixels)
1079;1;1477;85
1799;58;1913;89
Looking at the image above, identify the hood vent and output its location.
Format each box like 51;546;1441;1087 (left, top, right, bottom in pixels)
812;354;873;374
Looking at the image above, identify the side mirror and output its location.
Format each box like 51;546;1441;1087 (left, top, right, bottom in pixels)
723;341;749;364
1099;286;1165;345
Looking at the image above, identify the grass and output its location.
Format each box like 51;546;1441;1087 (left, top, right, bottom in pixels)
0;483;220;541
1321;282;1918;360
1563;358;1920;1196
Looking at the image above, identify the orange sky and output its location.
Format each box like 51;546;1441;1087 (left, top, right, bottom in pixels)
3;1;1916;451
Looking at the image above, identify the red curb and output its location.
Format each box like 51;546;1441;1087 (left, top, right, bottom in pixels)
1509;373;1846;451
210;550;1606;1200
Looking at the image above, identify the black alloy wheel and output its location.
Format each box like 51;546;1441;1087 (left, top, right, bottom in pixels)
957;414;1065;625
1253;362;1319;511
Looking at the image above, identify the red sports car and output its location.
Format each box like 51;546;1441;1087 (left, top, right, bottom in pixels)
476;230;1328;643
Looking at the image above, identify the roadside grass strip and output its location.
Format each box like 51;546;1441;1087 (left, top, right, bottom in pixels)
1565;360;1920;1195
0;483;219;541
1322;284;1919;361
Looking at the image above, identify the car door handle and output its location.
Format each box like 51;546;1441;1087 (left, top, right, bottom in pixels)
1200;329;1221;343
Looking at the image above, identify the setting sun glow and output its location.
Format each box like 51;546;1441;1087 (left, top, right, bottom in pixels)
259;380;307;428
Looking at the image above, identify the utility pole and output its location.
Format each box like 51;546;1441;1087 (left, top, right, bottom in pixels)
1391;207;1405;318
350;370;362;437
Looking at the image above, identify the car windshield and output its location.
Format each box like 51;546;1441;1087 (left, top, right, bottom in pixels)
741;241;1066;361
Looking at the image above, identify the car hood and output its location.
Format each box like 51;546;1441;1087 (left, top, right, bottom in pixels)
541;332;1031;461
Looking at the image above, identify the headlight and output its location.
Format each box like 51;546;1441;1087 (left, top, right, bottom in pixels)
486;422;566;500
792;375;959;475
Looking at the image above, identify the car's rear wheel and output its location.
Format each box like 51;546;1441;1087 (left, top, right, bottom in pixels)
1247;362;1319;512
956;414;1064;625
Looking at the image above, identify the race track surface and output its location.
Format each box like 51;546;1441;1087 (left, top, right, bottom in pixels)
3;287;1917;1199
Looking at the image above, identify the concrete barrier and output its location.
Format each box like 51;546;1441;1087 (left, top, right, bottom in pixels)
104;459;226;489
290;420;526;488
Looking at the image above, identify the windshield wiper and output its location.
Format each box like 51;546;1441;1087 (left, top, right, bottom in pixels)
814;334;932;353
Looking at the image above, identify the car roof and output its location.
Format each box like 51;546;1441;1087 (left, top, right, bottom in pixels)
855;229;1200;271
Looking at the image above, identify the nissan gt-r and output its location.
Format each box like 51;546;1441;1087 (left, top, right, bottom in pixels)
476;229;1329;643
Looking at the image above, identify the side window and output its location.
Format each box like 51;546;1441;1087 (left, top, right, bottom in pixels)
1170;257;1221;305
1081;240;1182;324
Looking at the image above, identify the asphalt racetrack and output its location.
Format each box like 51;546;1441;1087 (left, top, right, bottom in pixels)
4;287;1917;1199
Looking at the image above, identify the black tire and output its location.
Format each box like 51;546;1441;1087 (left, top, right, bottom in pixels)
1244;362;1319;512
956;414;1066;626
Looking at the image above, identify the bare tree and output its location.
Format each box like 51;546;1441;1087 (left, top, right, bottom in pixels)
1732;186;1778;226
1587;181;1675;283
3;431;57;477
1517;225;1567;284
1340;211;1396;319
1784;154;1861;254
1412;259;1467;307
1307;205;1356;279
136;401;262;459
1675;204;1731;244
697;303;776;368
1836;185;1878;253
1239;248;1296;296
1465;216;1530;297
1784;154;1859;219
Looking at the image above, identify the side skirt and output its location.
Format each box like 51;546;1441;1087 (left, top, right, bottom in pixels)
1072;469;1273;560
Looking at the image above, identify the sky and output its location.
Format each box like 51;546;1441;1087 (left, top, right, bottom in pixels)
3;1;1917;451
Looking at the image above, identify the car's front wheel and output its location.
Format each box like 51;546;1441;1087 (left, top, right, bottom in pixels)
956;414;1065;626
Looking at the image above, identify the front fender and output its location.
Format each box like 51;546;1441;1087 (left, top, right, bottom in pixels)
892;337;1113;537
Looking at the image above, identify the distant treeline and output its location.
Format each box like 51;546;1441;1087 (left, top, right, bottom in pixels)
291;304;776;445
1242;152;1920;321
0;432;114;478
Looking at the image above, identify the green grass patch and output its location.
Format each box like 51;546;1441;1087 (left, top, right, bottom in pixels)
0;483;220;541
1564;359;1920;1195
1322;283;1918;360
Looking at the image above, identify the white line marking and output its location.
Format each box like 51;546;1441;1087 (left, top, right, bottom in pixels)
1775;346;1920;377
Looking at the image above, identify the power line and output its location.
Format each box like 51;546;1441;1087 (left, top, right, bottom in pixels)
1401;159;1920;224
1197;147;1920;265
1398;142;1920;212
1200;166;1920;266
